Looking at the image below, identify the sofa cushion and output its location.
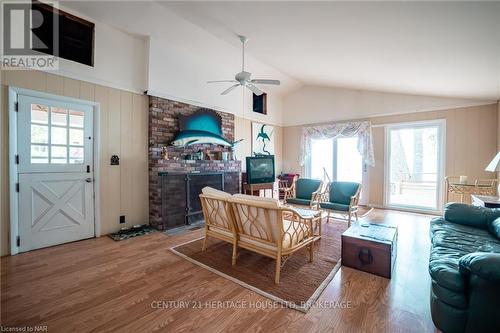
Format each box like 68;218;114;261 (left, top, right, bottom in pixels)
232;193;280;207
430;290;468;333
430;217;497;253
295;178;322;200
230;195;281;243
286;198;312;207
429;217;500;291
431;280;467;309
489;217;500;240
444;203;500;230
202;186;231;198
329;181;360;205
319;202;350;211
429;252;467;291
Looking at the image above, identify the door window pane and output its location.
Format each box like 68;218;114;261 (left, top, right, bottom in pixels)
31;145;48;163
51;146;67;164
310;138;333;180
51;108;67;126
31;125;49;144
388;126;440;210
336;137;363;183
31;104;48;124
51;127;67;145
69;147;84;164
27;103;87;166
69;110;84;128
69;129;84;146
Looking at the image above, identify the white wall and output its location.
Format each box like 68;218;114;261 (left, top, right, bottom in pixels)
147;37;285;126
61;1;300;126
282;85;495;126
39;5;148;94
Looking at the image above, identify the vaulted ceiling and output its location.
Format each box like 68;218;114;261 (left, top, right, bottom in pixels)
163;1;500;100
64;1;500;100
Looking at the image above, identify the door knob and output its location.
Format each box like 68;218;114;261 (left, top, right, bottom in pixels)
85;178;93;183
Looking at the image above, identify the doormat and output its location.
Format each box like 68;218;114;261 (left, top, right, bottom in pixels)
108;225;156;241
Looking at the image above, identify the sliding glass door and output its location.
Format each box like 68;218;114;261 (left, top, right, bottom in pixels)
385;121;445;211
309;136;367;203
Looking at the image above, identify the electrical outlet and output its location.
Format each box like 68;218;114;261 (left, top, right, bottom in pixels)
119;215;126;224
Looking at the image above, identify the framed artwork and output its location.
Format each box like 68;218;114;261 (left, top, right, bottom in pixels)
252;122;275;156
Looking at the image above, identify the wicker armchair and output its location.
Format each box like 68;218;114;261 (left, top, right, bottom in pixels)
319;181;361;227
278;174;298;200
284;178;323;209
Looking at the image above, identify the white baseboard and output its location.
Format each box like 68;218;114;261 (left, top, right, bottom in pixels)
367;203;442;216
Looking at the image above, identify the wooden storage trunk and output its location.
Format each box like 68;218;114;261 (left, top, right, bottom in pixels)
341;223;397;279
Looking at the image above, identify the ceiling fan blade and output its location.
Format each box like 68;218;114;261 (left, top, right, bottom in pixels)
207;80;237;84
221;84;240;95
250;79;281;85
246;84;264;96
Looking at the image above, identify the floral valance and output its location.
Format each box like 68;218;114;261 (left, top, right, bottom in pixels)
300;120;375;167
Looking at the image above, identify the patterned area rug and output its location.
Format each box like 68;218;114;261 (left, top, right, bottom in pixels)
170;219;348;312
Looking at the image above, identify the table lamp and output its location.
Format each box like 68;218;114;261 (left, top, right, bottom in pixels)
485;152;500;195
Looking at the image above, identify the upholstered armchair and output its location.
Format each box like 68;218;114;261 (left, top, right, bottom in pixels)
230;194;316;284
199;187;239;264
319;181;361;227
284;178;323;209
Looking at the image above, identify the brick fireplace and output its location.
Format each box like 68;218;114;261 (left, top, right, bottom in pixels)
149;96;241;230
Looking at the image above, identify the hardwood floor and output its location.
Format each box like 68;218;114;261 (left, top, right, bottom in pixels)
1;209;438;332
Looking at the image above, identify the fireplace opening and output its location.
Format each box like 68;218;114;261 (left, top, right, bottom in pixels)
159;172;240;230
186;173;224;224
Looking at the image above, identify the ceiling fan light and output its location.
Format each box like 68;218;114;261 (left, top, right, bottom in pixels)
207;35;279;95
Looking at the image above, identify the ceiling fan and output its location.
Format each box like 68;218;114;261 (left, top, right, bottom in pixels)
207;35;280;96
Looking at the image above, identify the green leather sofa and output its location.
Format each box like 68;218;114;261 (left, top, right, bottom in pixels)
429;203;500;333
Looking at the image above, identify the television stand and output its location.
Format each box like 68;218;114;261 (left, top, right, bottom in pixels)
243;182;275;198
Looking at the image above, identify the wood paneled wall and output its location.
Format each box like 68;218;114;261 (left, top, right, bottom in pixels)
0;69;149;255
282;103;498;206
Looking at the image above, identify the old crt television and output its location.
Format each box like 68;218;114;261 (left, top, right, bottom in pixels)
246;156;275;184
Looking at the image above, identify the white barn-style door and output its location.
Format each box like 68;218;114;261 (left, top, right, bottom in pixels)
16;94;95;252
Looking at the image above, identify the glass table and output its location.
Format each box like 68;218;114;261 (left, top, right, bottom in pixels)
445;178;497;203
